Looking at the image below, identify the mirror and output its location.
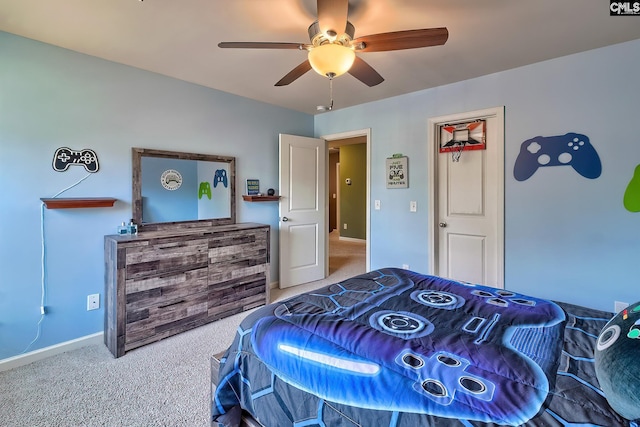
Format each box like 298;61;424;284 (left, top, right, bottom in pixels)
132;147;235;231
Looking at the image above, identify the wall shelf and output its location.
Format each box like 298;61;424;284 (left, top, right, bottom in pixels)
41;197;117;209
242;195;280;202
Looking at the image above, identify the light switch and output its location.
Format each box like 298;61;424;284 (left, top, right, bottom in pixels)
374;200;381;210
410;201;417;212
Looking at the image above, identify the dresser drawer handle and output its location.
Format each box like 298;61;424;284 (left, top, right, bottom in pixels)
157;299;185;309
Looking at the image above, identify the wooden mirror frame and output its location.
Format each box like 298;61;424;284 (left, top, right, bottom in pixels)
132;147;236;232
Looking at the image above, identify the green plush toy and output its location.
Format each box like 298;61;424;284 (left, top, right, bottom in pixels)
595;301;640;421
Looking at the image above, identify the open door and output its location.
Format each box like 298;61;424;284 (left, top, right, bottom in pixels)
279;134;327;288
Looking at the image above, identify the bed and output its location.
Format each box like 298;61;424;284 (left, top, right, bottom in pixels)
211;268;635;427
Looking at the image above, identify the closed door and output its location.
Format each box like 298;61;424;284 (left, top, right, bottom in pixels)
279;134;327;288
428;107;504;287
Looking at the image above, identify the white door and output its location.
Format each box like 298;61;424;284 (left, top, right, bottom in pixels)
428;107;504;287
279;134;327;288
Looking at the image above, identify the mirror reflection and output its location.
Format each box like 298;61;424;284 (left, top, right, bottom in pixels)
132;148;236;230
141;157;231;223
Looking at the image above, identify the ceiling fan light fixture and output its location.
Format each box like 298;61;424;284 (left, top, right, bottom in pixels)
308;43;355;79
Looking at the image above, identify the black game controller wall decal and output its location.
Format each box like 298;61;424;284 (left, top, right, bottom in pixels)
513;133;601;181
52;147;99;173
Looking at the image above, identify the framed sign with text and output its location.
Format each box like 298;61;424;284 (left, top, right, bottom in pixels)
386;156;408;188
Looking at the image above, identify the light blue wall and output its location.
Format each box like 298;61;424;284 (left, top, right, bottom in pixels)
315;38;640;313
0;32;313;359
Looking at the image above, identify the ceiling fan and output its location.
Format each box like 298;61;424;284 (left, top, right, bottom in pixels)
218;0;448;87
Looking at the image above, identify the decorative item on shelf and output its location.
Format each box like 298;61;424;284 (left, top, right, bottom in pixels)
129;219;138;235
386;154;408;189
52;147;100;173
267;188;275;196
117;222;129;235
246;179;260;195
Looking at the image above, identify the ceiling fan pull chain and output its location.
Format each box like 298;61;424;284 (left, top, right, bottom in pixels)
329;77;334;110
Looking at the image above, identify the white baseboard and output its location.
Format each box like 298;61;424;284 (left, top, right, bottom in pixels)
0;332;104;372
338;236;366;243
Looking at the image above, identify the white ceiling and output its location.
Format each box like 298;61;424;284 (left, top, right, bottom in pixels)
2;0;639;115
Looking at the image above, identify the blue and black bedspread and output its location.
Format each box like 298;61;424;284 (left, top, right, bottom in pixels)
211;268;633;426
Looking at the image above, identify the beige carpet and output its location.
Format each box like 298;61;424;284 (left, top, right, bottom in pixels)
0;232;365;427
272;231;366;301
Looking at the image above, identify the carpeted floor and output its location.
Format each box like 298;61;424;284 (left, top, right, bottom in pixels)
0;232;365;427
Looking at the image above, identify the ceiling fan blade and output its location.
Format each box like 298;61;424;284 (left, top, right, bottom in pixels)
275;60;313;86
353;28;449;52
317;0;348;35
218;42;304;50
348;56;384;87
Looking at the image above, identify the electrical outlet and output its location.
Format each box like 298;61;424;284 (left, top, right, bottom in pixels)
87;294;100;311
615;301;629;313
374;200;381;210
343;223;347;230
402;264;409;270
410;201;417;212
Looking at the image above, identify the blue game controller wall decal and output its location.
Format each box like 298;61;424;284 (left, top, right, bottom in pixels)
514;133;601;181
213;169;228;188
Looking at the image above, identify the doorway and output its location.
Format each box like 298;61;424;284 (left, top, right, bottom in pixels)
323;129;371;277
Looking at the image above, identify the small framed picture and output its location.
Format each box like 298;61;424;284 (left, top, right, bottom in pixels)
246;179;260;195
386;157;408;189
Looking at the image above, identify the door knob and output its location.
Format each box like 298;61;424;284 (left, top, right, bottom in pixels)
439;222;447;228
282;217;289;222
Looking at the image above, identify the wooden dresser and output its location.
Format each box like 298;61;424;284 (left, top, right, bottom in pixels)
104;222;270;358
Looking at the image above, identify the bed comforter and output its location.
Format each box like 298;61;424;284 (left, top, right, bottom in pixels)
211;268;634;426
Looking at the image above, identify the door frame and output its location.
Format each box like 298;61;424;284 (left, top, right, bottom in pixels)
320;128;371;273
426;107;505;286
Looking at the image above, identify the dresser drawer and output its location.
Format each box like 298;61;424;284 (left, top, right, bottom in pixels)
208;272;267;320
126;267;209;307
208;229;268;281
124;290;210;350
124;267;208;346
125;238;208;280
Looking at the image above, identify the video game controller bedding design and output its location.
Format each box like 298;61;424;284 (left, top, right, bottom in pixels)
52;147;99;173
250;269;566;425
514;133;601;181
